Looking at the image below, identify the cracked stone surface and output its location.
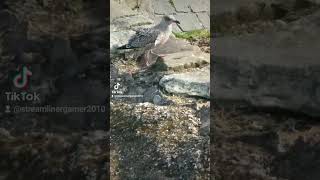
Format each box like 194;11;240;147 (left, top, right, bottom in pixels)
111;0;210;32
160;66;210;99
175;13;205;31
153;0;176;15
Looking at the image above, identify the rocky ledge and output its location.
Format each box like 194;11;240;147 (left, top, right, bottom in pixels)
213;10;320;117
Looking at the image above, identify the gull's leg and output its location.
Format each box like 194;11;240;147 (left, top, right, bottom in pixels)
150;49;166;58
141;50;151;67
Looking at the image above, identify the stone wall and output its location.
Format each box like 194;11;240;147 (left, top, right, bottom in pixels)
111;0;210;32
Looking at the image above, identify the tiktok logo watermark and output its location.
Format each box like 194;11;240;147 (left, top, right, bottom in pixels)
13;66;32;89
5;92;40;102
114;82;120;90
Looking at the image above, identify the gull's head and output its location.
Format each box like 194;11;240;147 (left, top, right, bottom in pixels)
162;15;180;25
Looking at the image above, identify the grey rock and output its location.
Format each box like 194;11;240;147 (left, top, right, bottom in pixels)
122;0;140;10
213;12;320;116
112;14;153;31
153;0;176;15
160;66;210;98
110;30;136;50
110;0;137;20
143;86;160;102
156;50;209;71
175;13;204;31
152;94;163;105
199;106;210;136
189;0;210;12
196;13;210;29
172;0;191;12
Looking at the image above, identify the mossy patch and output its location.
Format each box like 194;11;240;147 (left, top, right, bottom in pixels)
173;29;210;41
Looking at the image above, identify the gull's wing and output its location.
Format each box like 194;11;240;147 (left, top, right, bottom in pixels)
127;28;161;49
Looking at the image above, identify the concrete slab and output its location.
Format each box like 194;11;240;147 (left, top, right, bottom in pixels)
189;0;210;12
197;13;210;29
153;0;176;15
172;0;191;12
175;13;204;31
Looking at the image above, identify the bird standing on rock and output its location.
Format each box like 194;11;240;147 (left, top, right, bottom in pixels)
118;15;180;67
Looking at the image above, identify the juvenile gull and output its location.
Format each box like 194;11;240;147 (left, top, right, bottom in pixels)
118;15;180;67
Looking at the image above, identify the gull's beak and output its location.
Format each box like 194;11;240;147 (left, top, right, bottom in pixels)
174;20;180;24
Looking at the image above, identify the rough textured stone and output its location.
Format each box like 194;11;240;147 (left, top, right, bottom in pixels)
175;13;204;31
197;13;210;29
110;0;137;20
156;51;209;71
160;66;210;98
213;12;320;116
172;0;191;12
189;0;210;12
110;30;135;50
123;0;139;10
153;0;176;15
111;14;154;31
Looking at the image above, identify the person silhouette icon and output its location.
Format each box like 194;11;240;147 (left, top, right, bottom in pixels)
5;105;11;113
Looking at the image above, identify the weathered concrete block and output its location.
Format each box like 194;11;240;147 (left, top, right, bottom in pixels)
153;0;176;15
172;0;191;12
175;13;204;31
189;0;210;12
197;13;210;29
